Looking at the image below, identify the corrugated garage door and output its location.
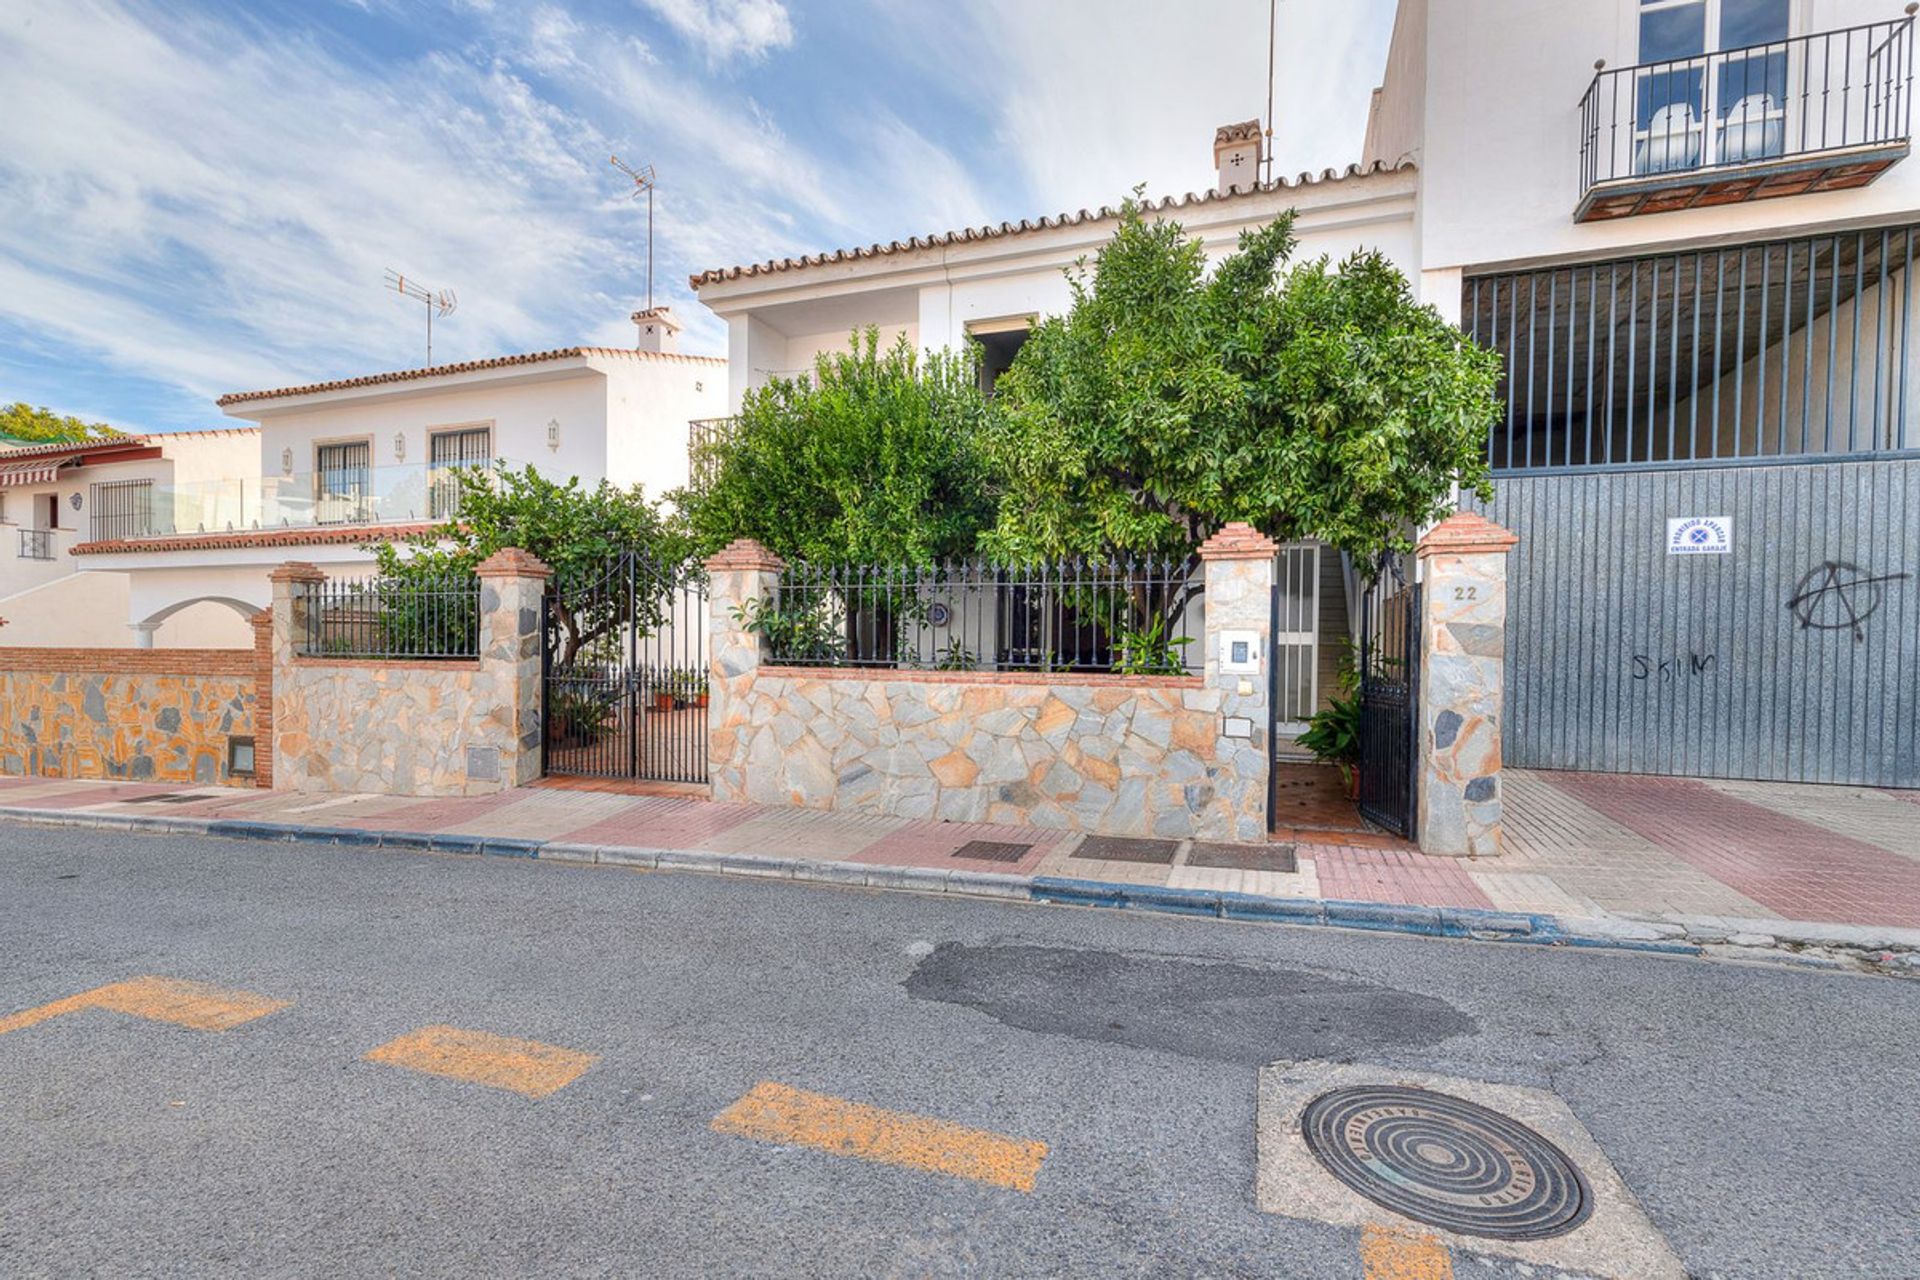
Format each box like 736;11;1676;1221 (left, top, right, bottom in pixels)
1467;458;1918;787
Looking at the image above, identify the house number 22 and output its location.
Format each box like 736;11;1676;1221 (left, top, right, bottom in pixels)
1452;585;1478;601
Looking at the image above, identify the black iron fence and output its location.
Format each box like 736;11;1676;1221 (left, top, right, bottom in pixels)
297;575;481;659
17;528;52;561
1579;18;1915;196
757;557;1204;675
687;417;738;492
1465;223;1920;471
1356;554;1418;839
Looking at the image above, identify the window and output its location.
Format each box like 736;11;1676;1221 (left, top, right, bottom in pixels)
967;317;1033;394
428;426;491;519
91;479;153;540
1636;0;1790;173
314;440;371;525
227;736;256;778
41;493;62;530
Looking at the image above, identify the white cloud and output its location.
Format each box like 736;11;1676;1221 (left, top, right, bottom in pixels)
957;0;1396;216
635;0;792;66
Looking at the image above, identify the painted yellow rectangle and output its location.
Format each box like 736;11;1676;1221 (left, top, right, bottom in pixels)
711;1081;1048;1193
363;1025;598;1098
0;975;288;1036
1360;1225;1454;1280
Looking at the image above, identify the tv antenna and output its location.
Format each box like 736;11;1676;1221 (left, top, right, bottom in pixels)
610;155;658;311
384;269;458;366
1263;0;1277;183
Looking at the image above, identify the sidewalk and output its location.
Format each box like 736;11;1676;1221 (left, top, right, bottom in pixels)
2;771;1916;966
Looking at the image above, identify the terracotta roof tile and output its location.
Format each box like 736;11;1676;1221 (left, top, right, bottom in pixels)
72;523;440;556
217;346;724;408
690;160;1414;289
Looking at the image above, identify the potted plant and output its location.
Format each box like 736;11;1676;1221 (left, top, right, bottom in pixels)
1296;640;1363;797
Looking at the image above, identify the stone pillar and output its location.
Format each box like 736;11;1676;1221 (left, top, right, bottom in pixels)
474;548;553;789
1415;512;1518;858
1197;523;1278;842
266;561;325;786
127;621;160;649
703;538;785;804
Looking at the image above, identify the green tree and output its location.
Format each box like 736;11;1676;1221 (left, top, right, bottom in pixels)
982;198;1499;563
673;329;998;565
372;464;686;664
0;402;122;443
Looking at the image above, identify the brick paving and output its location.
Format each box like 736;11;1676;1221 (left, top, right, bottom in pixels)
2;765;1915;933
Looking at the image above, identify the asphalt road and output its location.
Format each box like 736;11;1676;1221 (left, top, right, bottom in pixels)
0;822;1914;1279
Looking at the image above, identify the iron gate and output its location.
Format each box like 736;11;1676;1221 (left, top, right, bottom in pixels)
543;551;709;784
1467;457;1919;787
1356;554;1420;838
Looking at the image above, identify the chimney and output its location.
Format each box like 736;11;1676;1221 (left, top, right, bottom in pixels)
1213;119;1264;195
631;306;682;353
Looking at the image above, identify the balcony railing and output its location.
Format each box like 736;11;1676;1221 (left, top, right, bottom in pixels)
1578;18;1915;218
77;459;507;543
18;528;54;560
687;417;738;491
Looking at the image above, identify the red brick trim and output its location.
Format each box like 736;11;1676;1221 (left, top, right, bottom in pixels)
758;665;1201;689
1198;521;1280;561
250;612;274;789
73;523;439;556
475;547;553;579
0;647;255;676
216;345;723;406
1418;511;1518;558
705;538;786;573
291;657;483;672
269;560;328;584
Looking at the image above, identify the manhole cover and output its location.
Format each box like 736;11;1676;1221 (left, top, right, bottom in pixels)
1071;835;1178;864
1187;842;1297;873
1300;1085;1592;1241
951;840;1031;864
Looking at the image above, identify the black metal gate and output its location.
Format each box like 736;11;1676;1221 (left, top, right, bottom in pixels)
1356;554;1420;838
542;551;709;784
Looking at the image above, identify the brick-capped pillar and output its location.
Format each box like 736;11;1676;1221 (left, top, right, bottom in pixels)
267;561;325;785
475;548;553;789
704;538;785;804
1198;522;1278;842
1415;512;1518;858
249;609;274;789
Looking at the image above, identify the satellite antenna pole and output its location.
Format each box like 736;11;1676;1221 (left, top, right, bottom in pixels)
1264;0;1277;184
610;155;658;311
385;269;458;366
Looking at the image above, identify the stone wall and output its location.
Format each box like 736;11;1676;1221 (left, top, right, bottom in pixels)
706;527;1276;841
267;552;549;797
0;649;260;786
714;667;1228;835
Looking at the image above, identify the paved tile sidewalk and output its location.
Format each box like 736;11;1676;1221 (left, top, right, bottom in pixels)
1;767;1915;934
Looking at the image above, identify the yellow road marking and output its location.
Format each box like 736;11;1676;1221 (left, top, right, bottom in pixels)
1360;1225;1454;1280
711;1080;1049;1193
0;975;288;1037
363;1025;598;1098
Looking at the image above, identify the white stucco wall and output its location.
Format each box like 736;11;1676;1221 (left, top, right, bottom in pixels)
601;352;728;498
1418;0;1920;274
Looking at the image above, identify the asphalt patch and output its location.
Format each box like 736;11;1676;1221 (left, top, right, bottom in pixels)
904;942;1475;1065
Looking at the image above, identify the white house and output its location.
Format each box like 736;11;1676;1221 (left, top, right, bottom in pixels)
690;0;1920;791
0;429;261;647
60;309;725;646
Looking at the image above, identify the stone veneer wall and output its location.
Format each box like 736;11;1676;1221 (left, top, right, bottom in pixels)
0;649;260;786
267;552;549;797
706;527;1277;841
714;668;1231;835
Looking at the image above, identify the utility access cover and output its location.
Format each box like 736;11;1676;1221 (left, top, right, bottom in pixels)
1299;1085;1591;1241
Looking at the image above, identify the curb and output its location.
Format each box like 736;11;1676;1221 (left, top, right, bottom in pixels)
14;803;1918;967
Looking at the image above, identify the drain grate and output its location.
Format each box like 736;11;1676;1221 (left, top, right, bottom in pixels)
1300;1085;1593;1241
1070;835;1178;864
950;840;1032;864
1187;842;1297;873
114;793;216;805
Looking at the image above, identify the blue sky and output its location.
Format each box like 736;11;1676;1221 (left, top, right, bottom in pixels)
0;0;1396;433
